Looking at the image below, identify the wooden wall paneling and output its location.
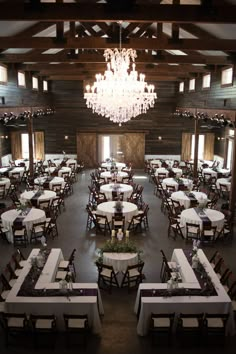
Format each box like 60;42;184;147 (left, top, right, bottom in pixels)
76;132;97;168
204;133;214;161
10;131;22;160
181;132;191;161
34;131;45;160
123;133;145;169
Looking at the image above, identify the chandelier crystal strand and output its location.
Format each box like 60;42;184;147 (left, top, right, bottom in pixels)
84;27;157;125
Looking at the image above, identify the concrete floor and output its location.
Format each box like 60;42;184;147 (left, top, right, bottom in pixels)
0;169;236;353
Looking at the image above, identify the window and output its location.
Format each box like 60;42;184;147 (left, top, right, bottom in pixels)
202;73;211;89
189;78;195;92
179;81;184;93
43;80;48;92
191;134;205;160
227;139;233;170
221;67;233;86
32;76;39;90
18;71;26;87
102;136;110;161
0;64;7;84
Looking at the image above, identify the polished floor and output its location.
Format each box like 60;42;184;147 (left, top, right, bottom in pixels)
0;169;236;353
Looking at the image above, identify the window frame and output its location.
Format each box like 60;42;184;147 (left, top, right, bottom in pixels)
0;64;8;85
179;81;184;93
221;66;234;87
17;71;26;88
202;73;211;90
189;78;196;92
43;80;48;92
32;75;39;91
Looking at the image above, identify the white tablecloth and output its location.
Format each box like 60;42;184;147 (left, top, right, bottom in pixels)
202;168;218;178
5;249;104;333
0;167;26;177
103;252;138;272
1;208;46;243
20;190;56;205
155;168;182;177
171;191;208;209
217;168;231;176
34;176;65;190
96;201;138;222
162;178;193;191
216;178;231;191
100;171;128;183
0;177;11;190
100;183;133;201
58;167;71;178
134;249;235;336
52;159;77;168
180;208;225;232
101;162;126;171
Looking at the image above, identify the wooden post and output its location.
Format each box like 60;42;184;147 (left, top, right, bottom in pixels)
28;114;34;178
193;117;199;179
229;126;236;218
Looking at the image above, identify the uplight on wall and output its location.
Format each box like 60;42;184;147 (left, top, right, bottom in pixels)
158;136;162;141
64;135;69;140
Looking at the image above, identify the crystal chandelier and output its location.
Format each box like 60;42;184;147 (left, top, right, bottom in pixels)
84;24;157;126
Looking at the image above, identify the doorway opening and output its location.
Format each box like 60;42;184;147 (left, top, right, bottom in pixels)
98;134;124;163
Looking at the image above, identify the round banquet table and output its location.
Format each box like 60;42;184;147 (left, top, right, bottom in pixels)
96;201;138;222
155;167;182;177
162;178;193;191
0;177;11;190
171;191;208;209
1;208;46;243
101;162;126;171
100;183;133;201
34;176;65;190
216;178;231;191
58;167;71;177
8;167;25;177
103;252;138;272
180;208;225;232
100;171;128;183
202;168;218;178
20;190;56;206
217;168;231;176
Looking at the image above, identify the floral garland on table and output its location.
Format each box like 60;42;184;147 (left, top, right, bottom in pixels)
96;239;143;264
174;177;184;184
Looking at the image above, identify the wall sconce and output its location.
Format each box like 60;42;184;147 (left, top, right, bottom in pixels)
64;135;69;140
5;135;8;139
158;136;162;141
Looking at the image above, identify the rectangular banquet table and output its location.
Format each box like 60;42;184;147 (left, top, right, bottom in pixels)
134;249;235;336
6;249;104;333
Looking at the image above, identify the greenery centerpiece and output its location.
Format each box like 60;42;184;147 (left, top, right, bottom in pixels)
174;177;184;184
96;239;143;264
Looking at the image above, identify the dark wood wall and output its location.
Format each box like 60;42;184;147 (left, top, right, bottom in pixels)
2;65;234;160
0;65;53;160
175;69;236;158
33;80;192;157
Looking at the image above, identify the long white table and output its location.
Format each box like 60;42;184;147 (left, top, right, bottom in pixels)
6;249;104;333
134;249;235;336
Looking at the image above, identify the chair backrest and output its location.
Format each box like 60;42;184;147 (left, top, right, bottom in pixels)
68;249;76;263
63;314;88;330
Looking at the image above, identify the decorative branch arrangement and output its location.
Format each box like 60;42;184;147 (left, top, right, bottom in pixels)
173;109;235;128
0;108;55;125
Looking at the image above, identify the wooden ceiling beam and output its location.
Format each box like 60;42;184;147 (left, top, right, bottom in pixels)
1;36;236;51
1;4;236;23
0;52;232;65
20;63;208;73
46;74;182;81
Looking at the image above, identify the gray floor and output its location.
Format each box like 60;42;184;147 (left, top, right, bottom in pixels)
0;169;236;353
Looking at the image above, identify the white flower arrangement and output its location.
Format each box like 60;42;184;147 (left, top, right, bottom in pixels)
192;239;201;255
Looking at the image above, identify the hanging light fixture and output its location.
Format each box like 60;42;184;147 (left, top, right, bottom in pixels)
84;22;157;126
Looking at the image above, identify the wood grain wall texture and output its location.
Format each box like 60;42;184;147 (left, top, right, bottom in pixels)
176;70;236;158
33;80;193;157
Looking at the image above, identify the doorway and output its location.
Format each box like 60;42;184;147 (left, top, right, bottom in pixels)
98;134;125;163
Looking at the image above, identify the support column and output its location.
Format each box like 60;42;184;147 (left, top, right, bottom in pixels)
229;127;236;218
193;117;199;179
28;114;34;178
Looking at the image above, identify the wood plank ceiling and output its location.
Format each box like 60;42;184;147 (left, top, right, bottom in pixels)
0;0;236;82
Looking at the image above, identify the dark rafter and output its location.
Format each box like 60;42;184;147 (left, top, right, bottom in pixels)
1;4;236;23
